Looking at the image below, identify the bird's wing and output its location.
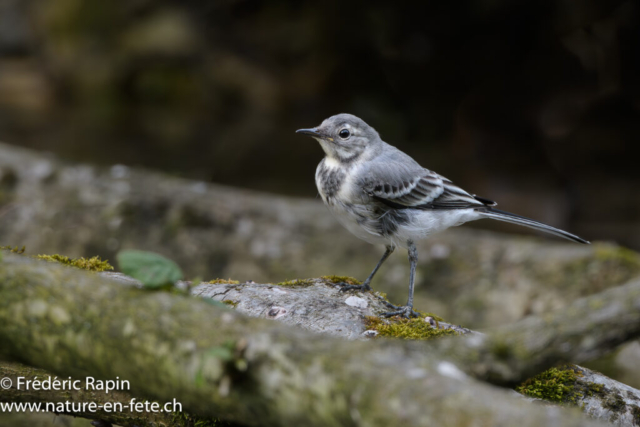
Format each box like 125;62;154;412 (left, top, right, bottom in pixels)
360;160;495;210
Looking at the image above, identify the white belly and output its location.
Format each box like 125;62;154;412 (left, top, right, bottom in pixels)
326;200;480;249
327;202;391;246
391;209;480;247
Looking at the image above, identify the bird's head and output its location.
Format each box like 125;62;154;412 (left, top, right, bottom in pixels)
296;113;381;163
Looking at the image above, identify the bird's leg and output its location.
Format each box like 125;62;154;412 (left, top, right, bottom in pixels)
407;242;417;309
339;245;394;292
381;241;420;318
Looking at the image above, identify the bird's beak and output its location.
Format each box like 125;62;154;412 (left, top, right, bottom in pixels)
296;128;321;137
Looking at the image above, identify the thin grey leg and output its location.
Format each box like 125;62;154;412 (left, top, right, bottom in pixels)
406;241;417;309
381;240;419;318
340;245;395;292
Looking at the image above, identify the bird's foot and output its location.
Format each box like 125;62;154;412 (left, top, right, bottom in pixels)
381;305;420;319
338;282;372;292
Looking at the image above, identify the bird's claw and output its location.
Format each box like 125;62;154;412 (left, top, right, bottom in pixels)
338;282;371;292
381;305;420;319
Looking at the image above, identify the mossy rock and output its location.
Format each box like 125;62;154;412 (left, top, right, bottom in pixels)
275;278;315;287
36;254;114;272
222;299;238;308
0;245;25;254
321;275;362;285
275;275;362;287
2;245;114;273
516;366;580;403
208;278;240;285
364;315;456;340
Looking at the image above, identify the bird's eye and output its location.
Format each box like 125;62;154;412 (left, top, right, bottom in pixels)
339;129;350;139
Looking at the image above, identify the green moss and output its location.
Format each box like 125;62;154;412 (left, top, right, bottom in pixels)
587;382;604;396
516;366;580;403
0;245;26;254
630;405;640;424
222;300;238;308
321;275;362;285
208;278;240;285
273;275;368;288
275;278;315;287
36;254;114;272
602;391;627;415
364;315;457;340
517;365;628;414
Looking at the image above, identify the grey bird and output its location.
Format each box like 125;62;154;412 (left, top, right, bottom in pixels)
297;113;589;318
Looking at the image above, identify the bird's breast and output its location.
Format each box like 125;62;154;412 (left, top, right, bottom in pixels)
315;159;349;205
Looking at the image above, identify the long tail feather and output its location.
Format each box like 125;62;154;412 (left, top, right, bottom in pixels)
478;208;590;244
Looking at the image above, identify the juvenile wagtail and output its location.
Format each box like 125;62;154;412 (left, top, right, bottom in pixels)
297;113;589;318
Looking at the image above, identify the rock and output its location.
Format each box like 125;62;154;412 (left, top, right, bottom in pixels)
191;278;461;340
575;366;640;426
344;295;368;309
1;142;639;392
0;142;638;333
1;253;614;427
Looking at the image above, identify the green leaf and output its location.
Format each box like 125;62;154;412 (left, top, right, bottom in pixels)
206;345;234;361
117;250;183;288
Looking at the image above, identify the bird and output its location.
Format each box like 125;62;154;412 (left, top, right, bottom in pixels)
296;113;589;318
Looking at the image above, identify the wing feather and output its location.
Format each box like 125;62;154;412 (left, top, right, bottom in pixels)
362;165;494;210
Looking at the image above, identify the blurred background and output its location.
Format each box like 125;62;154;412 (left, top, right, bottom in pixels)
0;0;639;248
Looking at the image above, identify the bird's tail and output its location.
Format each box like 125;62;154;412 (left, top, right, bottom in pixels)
478;208;590;244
